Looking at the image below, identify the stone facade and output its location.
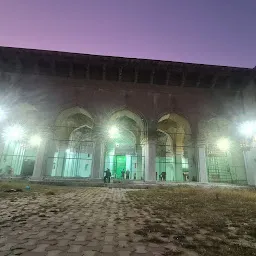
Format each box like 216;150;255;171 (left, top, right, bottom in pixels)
0;46;255;185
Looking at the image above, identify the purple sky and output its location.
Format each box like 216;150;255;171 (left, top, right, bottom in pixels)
0;0;255;68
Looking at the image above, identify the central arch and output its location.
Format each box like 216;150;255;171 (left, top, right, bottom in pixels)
156;113;192;182
104;109;146;180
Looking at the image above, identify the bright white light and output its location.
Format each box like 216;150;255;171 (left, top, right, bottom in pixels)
216;137;230;151
66;148;72;154
2;124;26;142
0;108;7;121
29;135;42;147
108;126;119;138
239;121;256;137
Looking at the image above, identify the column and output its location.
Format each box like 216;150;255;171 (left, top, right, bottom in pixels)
187;143;197;181
198;145;208;183
145;139;156;182
55;151;66;177
45;140;57;176
55;141;68;177
92;139;105;179
175;153;183;182
136;145;143;180
31;139;48;180
243;149;256;186
0;139;5;171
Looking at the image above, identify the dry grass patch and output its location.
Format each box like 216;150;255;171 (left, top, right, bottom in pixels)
0;180;74;198
128;186;256;256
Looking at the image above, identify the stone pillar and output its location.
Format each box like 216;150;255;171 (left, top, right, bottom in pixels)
175;153;183;182
198;145;208;183
31;139;48;180
45;140;57;176
243;149;256;186
55;151;66;177
92;138;105;179
187;143;197;182
0;139;5;169
145;139;156;182
136;145;143;180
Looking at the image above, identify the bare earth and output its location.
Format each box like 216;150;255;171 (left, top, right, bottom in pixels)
0;184;255;256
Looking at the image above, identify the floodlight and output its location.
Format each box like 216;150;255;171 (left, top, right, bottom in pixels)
216;137;230;151
66;148;71;154
108;126;119;138
2;124;26;142
29;135;42;147
239;121;256;138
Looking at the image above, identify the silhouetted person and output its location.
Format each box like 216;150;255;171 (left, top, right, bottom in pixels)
104;168;111;183
106;168;111;183
121;169;125;179
162;172;166;181
126;170;130;179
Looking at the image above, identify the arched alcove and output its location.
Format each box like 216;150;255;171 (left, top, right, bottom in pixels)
157;113;192;182
199;117;247;184
0;103;40;178
104;109;146;180
47;107;94;178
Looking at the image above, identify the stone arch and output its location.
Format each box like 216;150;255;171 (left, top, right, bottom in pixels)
156;113;192;182
157;113;191;153
108;108;145;132
199;116;247;184
55;106;93;128
104;108;146;180
54;107;94;145
107;108;146;142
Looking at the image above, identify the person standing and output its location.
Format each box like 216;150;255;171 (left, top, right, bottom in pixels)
106;168;111;183
126;170;130;180
121;169;125;180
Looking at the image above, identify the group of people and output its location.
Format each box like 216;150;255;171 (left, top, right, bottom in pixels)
157;171;166;181
121;169;130;180
104;168;134;183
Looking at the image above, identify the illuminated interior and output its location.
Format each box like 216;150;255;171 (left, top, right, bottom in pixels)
104;111;145;180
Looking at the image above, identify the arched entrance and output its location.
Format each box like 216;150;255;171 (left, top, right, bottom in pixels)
104;109;145;181
156;113;192;182
47;107;94;178
0;103;39;177
199;117;247;184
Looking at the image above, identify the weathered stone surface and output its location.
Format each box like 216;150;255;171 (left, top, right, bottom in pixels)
0;189;166;256
82;251;97;256
135;245;147;254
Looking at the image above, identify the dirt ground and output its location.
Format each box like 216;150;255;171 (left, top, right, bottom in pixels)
128;186;256;256
0;181;255;255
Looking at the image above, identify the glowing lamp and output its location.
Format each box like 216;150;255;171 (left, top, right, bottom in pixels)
216;137;230;151
239;121;256;138
66;148;71;154
2;124;25;142
108;126;119;138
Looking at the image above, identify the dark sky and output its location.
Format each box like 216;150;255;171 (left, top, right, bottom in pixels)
0;0;255;68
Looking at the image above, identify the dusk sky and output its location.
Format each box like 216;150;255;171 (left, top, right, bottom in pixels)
0;0;255;68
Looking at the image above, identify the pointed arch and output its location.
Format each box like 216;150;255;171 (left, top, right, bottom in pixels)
107;108;146;134
55;106;93;128
54;107;94;142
